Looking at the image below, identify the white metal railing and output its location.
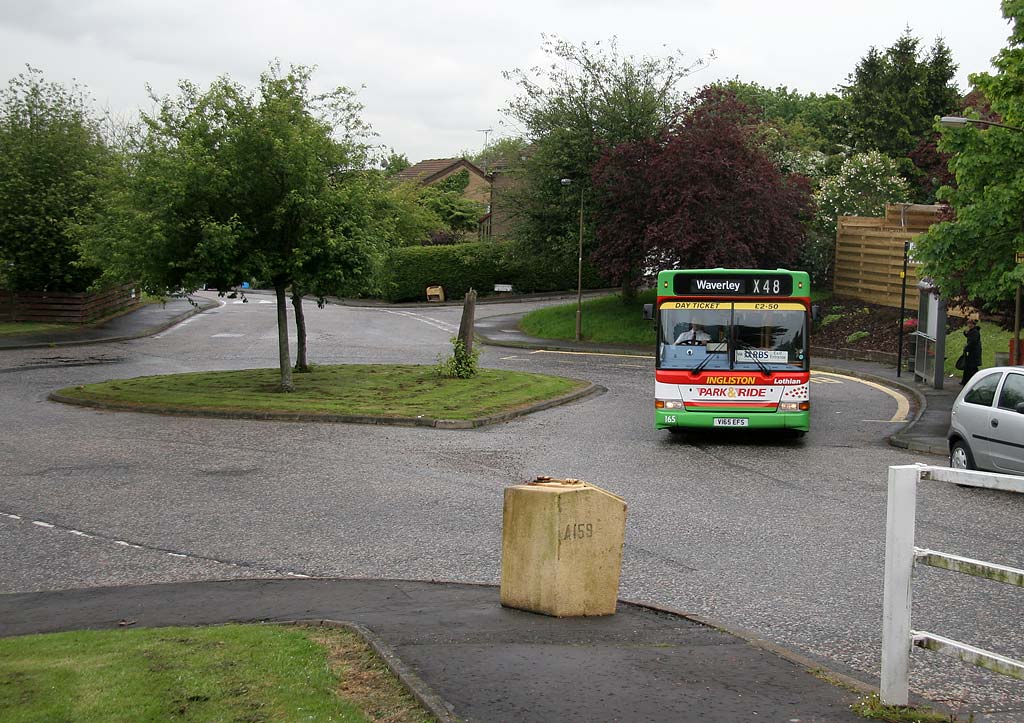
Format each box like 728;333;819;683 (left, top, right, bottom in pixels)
881;464;1024;705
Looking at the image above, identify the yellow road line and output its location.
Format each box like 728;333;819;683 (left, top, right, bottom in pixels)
812;370;910;423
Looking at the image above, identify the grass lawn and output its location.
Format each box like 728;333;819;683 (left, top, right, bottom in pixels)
0;321;76;336
941;321;1015;377
0;624;433;723
54;364;587;421
519;290;658;345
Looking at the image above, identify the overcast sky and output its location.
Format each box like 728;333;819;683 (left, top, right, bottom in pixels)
0;1;1013;163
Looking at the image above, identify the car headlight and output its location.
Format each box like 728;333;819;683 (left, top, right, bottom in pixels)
656;399;684;410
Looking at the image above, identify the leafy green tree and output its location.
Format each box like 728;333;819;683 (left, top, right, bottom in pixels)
81;63;381;391
839;30;959;162
502;35;710;283
381;149;410;177
0;67;113;291
419;170;486;235
378;180;445;245
915;1;1024;314
714;78;845;156
464;136;528;172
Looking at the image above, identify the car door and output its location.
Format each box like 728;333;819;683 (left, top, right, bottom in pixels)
989;371;1024;474
954;371;1003;471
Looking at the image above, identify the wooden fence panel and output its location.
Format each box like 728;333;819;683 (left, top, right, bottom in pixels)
0;290;13;322
1;283;140;324
832;205;941;309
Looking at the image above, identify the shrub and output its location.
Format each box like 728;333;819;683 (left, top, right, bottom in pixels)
436;336;480;378
383;241;611;302
845;330;870;344
819;313;842;328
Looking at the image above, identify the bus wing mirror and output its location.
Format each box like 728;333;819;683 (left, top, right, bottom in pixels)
642;303;654;321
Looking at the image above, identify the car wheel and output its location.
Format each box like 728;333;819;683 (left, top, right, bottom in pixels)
950;439;975;470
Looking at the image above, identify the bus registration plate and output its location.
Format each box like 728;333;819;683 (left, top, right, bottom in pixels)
713;418;748;427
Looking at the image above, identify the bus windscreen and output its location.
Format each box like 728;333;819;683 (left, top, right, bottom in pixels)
658;301;807;372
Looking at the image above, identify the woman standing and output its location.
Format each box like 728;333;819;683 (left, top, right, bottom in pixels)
961;317;982;386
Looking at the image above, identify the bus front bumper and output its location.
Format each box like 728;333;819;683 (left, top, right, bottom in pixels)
655;408;810;432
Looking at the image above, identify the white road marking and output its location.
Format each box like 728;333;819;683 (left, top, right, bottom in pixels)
811;370;910;423
2;512;309;577
373;308;459;333
152;315;199;338
211;333;245;338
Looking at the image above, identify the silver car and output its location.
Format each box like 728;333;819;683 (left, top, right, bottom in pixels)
948;367;1024;474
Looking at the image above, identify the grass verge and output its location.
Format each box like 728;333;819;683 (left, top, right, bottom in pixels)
0;321;75;336
941;321;1014;377
0;623;433;723
519;290;658;345
54;364;587;421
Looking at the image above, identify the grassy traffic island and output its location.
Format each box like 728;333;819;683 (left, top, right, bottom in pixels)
51;364;593;428
0;623;435;722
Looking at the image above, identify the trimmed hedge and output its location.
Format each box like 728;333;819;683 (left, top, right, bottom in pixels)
383;241;608;302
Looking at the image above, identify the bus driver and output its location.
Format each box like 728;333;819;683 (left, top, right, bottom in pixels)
674;323;711;345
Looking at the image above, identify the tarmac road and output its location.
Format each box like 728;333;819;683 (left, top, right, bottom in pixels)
2;293;1023;721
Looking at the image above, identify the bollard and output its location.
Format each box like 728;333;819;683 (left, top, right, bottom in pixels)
501;477;627;617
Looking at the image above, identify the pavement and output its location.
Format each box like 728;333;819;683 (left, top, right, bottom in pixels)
0;297;962;722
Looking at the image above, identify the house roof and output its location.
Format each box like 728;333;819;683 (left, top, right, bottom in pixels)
396;157;489;185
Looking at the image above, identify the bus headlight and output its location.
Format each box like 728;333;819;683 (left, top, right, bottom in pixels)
778;401;810;412
656;399;684;410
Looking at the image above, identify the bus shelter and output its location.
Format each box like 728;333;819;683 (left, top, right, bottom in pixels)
911;280;946;390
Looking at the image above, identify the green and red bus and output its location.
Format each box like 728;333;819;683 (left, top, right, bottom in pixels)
643;268;811;435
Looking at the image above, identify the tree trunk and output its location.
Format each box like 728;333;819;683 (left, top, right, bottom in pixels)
292;290;309;373
620;273;638;301
458;288;477;354
275;282;295;392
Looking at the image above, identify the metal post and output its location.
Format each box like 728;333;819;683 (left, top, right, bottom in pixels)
1014;283;1021;365
897;241;910;377
575;191;583;342
881;465;919;706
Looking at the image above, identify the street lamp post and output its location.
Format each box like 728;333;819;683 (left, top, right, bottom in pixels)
561;178;584;341
939;116;1024;364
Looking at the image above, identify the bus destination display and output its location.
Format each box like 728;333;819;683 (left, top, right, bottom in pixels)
673;274;793;297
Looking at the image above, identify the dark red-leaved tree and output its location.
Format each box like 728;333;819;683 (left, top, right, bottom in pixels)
592;88;813;291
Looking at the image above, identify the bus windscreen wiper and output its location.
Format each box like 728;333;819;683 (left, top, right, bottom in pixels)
733;340;772;375
691;350;717;375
